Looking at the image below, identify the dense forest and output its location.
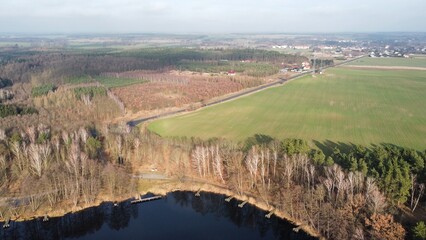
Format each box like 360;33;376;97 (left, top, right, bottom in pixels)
0;48;307;85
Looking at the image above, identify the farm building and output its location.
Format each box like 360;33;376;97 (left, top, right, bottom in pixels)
227;70;236;76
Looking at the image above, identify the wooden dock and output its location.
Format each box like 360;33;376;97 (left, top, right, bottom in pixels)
225;196;234;202
265;209;275;218
3;218;10;229
238;201;247;208
131;195;162;204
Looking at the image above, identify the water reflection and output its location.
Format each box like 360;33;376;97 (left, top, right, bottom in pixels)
1;192;316;240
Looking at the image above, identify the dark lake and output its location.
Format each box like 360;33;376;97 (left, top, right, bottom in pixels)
1;191;316;240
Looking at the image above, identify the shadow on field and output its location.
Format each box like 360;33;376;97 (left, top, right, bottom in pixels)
313;140;421;156
313;140;355;156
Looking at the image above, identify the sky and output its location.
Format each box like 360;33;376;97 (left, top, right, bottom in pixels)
0;0;425;33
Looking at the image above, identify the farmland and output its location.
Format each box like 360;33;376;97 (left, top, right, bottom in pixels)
349;56;426;68
0;46;303;120
148;67;426;150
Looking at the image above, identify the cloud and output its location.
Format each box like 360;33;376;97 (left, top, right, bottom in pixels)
0;0;424;33
0;0;171;17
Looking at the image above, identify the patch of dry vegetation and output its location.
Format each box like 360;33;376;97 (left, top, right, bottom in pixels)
111;70;266;112
0;88;122;131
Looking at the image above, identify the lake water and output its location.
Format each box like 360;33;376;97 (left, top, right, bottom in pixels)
1;191;317;240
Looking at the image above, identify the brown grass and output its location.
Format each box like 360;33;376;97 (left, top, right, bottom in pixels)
112;71;264;112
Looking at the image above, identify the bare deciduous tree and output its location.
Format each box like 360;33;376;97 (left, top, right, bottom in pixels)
79;127;89;144
0;128;6;141
116;135;123;157
211;145;224;182
245;146;259;188
334;166;345;202
26;126;37;143
0;155;7;185
324;178;333;201
270;140;279;178
367;182;387;213
353;227;365;240
192;145;204;177
28;144;51;177
81;94;92;106
410;174;425;212
11;141;26;173
283;155;294;188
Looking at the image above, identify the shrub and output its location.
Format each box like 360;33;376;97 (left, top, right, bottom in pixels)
86;136;102;158
31;84;56;97
282;138;310;155
0;104;38;118
74;87;106;100
414;221;426;240
310;149;326;165
0;78;13;88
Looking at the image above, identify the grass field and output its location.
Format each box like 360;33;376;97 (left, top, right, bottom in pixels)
178;61;279;77
95;77;147;88
66;76;147;88
148;67;426;150
350;57;426;68
0;42;32;47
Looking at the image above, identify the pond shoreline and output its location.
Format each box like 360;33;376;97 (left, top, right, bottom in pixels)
1;180;323;240
148;181;323;240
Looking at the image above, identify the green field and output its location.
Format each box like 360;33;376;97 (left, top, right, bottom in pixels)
178;61;279;77
148;67;426;150
66;76;147;88
350;57;426;67
95;77;147;88
0;42;32;47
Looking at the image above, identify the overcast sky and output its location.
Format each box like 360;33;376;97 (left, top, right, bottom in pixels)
0;0;425;33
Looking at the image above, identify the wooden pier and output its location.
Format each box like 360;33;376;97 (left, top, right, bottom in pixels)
225;196;234;202
238;201;247;208
265;209;275;218
131;195;162;204
3;218;10;229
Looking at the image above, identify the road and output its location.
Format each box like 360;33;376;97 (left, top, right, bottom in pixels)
131;172;170;180
127;55;365;126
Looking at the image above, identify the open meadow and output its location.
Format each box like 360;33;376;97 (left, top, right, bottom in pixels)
349;56;426;68
148;66;426;150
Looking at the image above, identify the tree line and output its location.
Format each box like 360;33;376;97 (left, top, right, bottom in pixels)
115;132;425;239
0;48;307;87
0;124;133;218
2;126;424;239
